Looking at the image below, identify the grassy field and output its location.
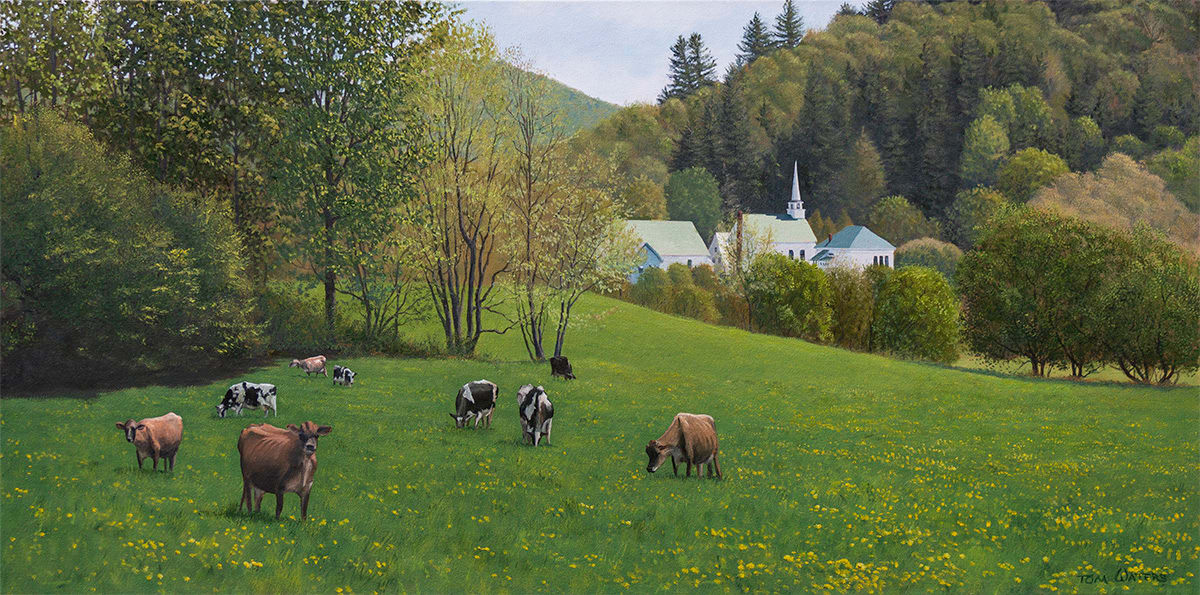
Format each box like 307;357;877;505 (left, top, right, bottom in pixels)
2;293;1198;592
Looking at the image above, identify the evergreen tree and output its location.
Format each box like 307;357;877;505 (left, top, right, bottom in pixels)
658;36;691;103
771;0;805;49
686;33;718;89
736;12;773;67
713;81;760;211
914;43;961;217
864;0;894;25
660;33;717;103
836;3;861;18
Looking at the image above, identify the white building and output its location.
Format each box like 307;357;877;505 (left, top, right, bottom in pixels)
810;226;895;270
625;219;712;282
709;161;894;271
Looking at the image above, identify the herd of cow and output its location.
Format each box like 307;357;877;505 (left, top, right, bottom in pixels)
114;354;722;521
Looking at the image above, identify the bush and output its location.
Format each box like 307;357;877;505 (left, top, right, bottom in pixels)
896;238;963;281
258;285;332;355
713;286;750;329
1;112;258;386
873;267;960;363
744;253;832;343
667;262;694;286
691;264;720;291
826;267;873;350
630;267;671;312
670;285;719;323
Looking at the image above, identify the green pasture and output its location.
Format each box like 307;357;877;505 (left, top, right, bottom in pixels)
2;294;1197;592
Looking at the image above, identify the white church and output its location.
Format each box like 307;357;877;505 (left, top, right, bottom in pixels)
709;163;895;271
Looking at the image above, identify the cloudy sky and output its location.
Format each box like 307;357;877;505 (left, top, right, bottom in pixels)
459;1;852;106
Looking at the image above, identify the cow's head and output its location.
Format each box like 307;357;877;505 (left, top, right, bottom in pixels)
645;440;672;473
449;413;470;428
115;419;145;443
287;421;331;455
344;370;354;386
289;359;301;368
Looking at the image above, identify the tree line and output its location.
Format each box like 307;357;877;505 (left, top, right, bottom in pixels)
1;3;637;387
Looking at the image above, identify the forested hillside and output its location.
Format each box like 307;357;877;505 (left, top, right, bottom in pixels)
578;0;1199;247
535;70;620;134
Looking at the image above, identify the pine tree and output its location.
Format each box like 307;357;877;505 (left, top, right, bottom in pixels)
864;0;894;25
771;0;805;49
686;33;718;90
658;35;691;103
736;12;773;67
713;81;760;210
836;3;861;17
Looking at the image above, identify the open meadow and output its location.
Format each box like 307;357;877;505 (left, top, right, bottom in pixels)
2;294;1198;592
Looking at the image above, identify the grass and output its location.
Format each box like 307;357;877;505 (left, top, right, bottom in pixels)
2;293;1198;592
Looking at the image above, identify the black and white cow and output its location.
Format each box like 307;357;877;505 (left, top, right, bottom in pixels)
450;380;497;429
216;382;278;418
517;384;554;446
332;365;356;387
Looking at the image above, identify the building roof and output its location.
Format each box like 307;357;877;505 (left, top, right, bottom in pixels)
815;225;895;251
710;232;729;249
811;249;834;262
740;213;817;244
626;220;709;256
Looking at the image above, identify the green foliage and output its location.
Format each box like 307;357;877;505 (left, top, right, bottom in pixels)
670;285;719;324
691;264;721;291
867;195;941;246
996;148;1068;202
1065;116;1105;171
1;112;257;386
1109;134;1149;160
949;186;1009;249
896;238;963;282
873;266;960;363
825;266;873;350
1146;136;1200;213
959;116;1010;188
736;12;773;67
1098;229;1200;384
666;263;694;287
621;176;668;219
1148;125;1185;151
665;167;722;240
745;253;832;343
659;33;717;103
771;0;806;49
832;131;887;222
631;267;671;312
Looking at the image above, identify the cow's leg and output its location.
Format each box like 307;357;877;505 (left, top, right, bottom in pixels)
300;492;310;520
169;454;176;471
254;488;265;512
275;492;285;519
671;458;677;476
136;452;144;469
240;479;249;512
152;454;159;471
686;460;692;478
713;455;722;479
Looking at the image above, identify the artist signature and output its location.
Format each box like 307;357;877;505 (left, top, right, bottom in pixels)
1077;568;1170;584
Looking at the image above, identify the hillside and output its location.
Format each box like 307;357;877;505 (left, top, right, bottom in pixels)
532;69;619;136
2;294;1196;591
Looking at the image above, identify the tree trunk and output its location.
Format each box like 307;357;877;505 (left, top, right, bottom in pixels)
323;207;336;334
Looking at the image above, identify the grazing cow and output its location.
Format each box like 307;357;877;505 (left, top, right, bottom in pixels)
216;382;278;418
517;384;554;446
550;356;576;380
115;412;183;471
289;355;327;377
237;421;331;520
645;413;722;479
332;365;356;387
450;380;497;429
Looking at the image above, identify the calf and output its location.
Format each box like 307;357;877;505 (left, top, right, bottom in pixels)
645;413;721;479
450;380;497;429
289;355;327;377
115;412;183;471
216;382;278;418
332;365;356;387
550;356;575;380
517;384;554;446
237;421;331;520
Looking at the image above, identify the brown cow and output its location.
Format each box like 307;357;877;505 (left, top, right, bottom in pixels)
645;413;722;479
115;412;183;471
237;421;331;519
289;355;327;377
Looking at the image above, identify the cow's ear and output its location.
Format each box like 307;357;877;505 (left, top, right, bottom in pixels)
115;422;126;430
315;425;331;436
136;424;146;430
286;424;300;432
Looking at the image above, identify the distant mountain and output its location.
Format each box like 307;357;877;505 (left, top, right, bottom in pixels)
532;71;619;136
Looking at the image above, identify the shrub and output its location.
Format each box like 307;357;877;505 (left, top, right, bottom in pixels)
670;285;719;324
630;267;671;312
744;253;832;343
896;238;963;281
258;285;332;355
691;264;720;291
667;262;694;286
713;285;750;329
873;267;960;363
825;266;873;350
1;112;258;386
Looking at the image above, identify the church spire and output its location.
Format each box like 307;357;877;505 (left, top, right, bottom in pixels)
786;161;805;219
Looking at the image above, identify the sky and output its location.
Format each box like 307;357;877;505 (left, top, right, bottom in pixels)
459;1;852;106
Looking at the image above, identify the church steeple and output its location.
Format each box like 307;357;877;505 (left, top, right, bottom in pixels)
786;161;805;219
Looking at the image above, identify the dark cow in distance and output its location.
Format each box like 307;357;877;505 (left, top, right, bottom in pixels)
332;365;356;387
217;382;277;418
237;421;331;519
645;413;722;479
550;356;575;380
450;380;497;428
517;384;554;446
